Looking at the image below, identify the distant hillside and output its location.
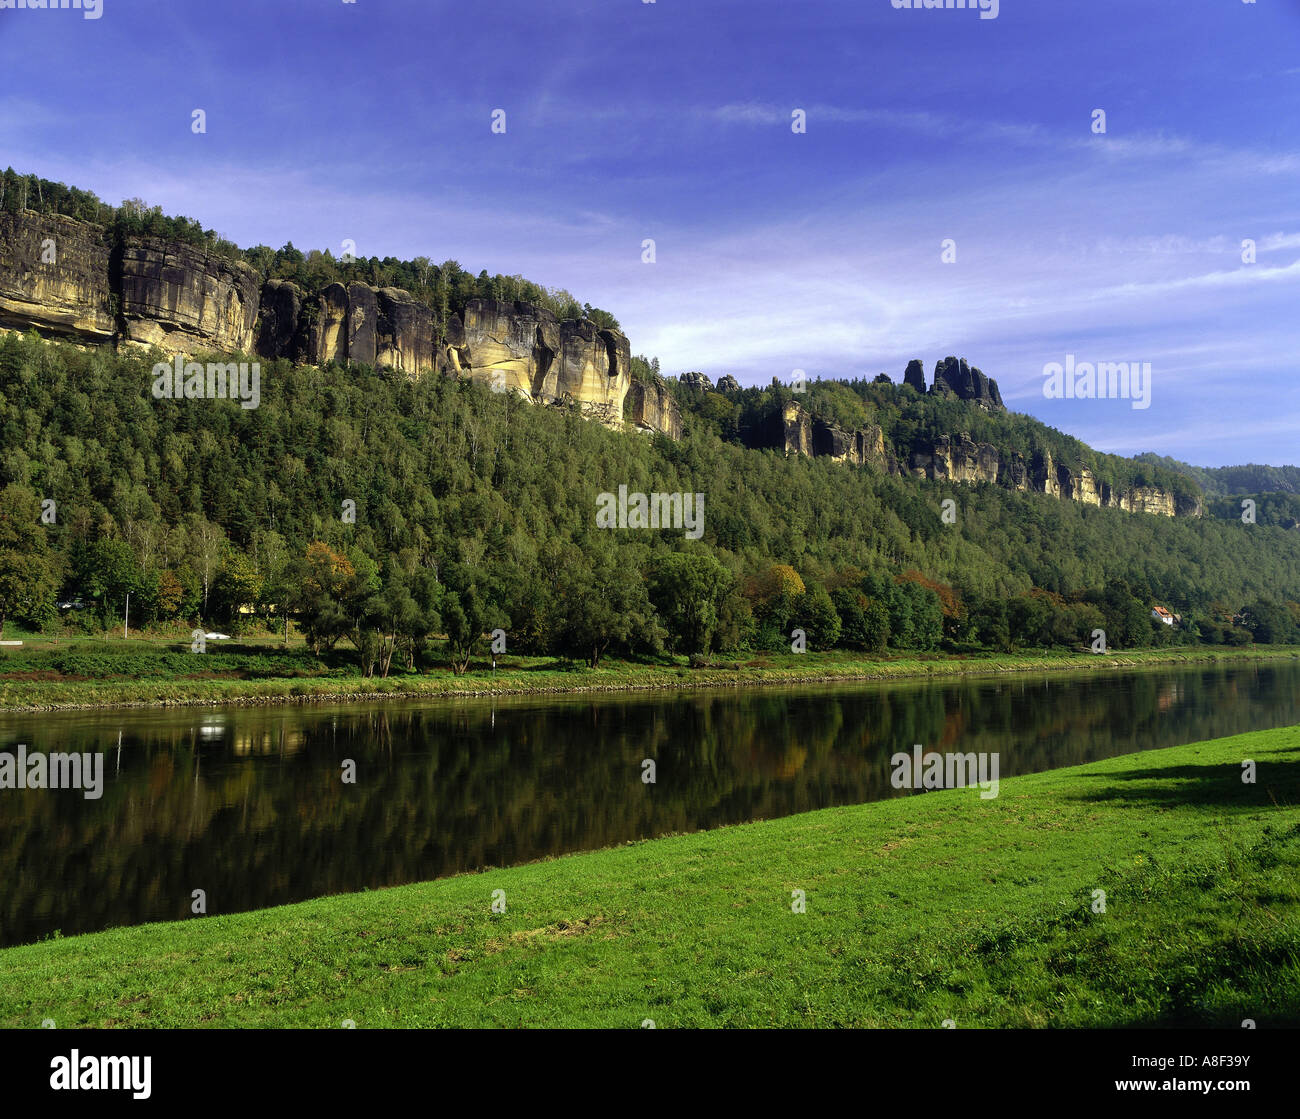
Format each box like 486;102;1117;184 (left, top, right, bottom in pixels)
672;369;1204;518
1135;452;1300;497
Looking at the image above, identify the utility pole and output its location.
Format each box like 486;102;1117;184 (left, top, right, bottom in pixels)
124;592;130;639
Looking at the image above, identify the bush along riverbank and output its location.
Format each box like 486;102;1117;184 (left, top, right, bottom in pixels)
0;641;1297;712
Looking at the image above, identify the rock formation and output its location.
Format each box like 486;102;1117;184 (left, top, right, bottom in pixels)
910;434;1000;485
0;212;647;430
441;298;631;426
929;355;1004;411
761;401;891;472
255;278;302;359
554;317;631;425
758;384;1197;518
304;281;348;365
626;379;682;439
679;371;713;392
451;297;558;395
376;287;434;375
117;234;260;352
0;212;114;341
716;374;741;393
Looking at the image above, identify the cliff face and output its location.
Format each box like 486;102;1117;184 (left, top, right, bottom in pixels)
626;379;682;439
0;212;114;341
743;357;1195;517
910;434;1000;484
376;287;435;375
117;234;261;352
0;213;644;429
446;298;631;426
454;297;559;397
554;317;631;425
766;399;1199;518
764;402;892;472
255;278;302;359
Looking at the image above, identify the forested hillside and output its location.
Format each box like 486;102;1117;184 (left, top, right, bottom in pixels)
1136;452;1300;498
2;332;1298;670
673;374;1201;506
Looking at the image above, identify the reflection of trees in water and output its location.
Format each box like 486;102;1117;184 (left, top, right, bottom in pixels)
2;663;1299;946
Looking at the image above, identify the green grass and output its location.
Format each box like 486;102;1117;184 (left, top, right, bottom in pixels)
1;639;1296;712
2;725;1297;1028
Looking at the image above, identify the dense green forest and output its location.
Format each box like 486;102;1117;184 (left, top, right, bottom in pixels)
2;332;1298;673
0;168;622;336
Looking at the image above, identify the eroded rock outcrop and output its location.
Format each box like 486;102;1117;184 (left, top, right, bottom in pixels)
345;282;378;367
775;401;813;457
929;355;1004;411
303;282;348;365
764;402;892;472
118;235;260;351
626;379;682;439
0;217;631;418
453;297;558;395
0;212;114;340
376;287;434;375
750;362;1192;517
554;318;631;425
442;298;631;427
255;278;303;359
910;434;1000;484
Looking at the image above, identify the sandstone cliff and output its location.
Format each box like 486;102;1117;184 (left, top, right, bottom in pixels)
761;402;893;473
0;212;114;341
444;298;631;425
117;234;261;352
626;379;682;439
767;355;1196;517
376;287;435;375
254;278;303;359
0;212;642;429
0;209;1205;509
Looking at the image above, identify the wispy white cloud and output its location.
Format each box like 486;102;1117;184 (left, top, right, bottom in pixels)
1095;258;1300;299
702;101;1300;176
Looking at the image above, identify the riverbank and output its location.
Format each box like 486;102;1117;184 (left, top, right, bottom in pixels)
2;642;1298;713
1;724;1296;1027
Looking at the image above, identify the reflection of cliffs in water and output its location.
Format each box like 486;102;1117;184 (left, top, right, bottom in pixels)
1;662;1298;945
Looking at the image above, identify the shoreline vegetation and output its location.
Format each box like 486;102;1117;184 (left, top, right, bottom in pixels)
2;723;1295;1027
0;641;1297;713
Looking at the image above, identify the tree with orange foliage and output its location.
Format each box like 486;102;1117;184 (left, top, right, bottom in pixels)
292;541;356;654
744;563;806;634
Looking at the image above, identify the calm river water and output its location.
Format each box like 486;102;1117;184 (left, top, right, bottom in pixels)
1;660;1297;946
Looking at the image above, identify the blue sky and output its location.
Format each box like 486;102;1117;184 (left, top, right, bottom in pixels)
2;0;1299;466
